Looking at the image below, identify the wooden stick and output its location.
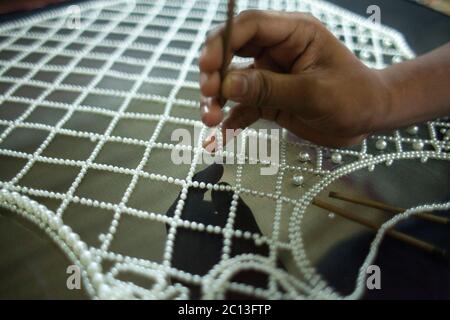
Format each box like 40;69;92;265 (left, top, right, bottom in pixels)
218;0;235;107
329;191;449;225
312;198;447;259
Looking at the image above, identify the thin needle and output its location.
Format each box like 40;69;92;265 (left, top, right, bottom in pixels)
219;0;235;107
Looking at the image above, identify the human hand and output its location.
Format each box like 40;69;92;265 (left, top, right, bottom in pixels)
199;10;391;147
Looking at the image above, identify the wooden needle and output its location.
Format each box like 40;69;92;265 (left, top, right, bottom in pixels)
329;191;449;225
218;0;235;107
312;198;447;259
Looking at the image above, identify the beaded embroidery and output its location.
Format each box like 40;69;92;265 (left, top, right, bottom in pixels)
0;0;448;299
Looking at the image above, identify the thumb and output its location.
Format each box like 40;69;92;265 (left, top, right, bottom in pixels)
222;69;311;112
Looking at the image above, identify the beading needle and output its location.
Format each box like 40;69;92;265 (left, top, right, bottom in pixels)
218;0;235;107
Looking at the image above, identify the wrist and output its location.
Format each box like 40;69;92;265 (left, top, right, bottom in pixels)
371;68;398;132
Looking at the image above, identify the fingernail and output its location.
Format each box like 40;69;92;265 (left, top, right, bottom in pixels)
202;132;216;153
224;74;248;99
199;46;208;60
200;73;208;87
201;103;208;115
200;97;211;114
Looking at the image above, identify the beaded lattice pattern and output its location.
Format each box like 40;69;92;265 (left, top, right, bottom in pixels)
0;0;449;299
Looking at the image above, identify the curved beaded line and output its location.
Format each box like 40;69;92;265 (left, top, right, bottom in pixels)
288;151;450;299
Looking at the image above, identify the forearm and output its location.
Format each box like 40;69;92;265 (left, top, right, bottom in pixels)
377;43;450;131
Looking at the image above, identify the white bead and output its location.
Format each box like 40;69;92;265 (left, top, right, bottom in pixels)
382;38;393;47
59;225;72;239
440;132;448;142
49;216;62;229
92;273;103;288
360;36;370;44
392;55;403;63
74;240;87;255
297;152;310;162
292;175;304;186
360;51;371;60
375;139;387;150
407;126;419;135
331;153;342;164
67;232;79;246
98;284;112;299
87;262;100;276
412;141;424;151
81;251;92;266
